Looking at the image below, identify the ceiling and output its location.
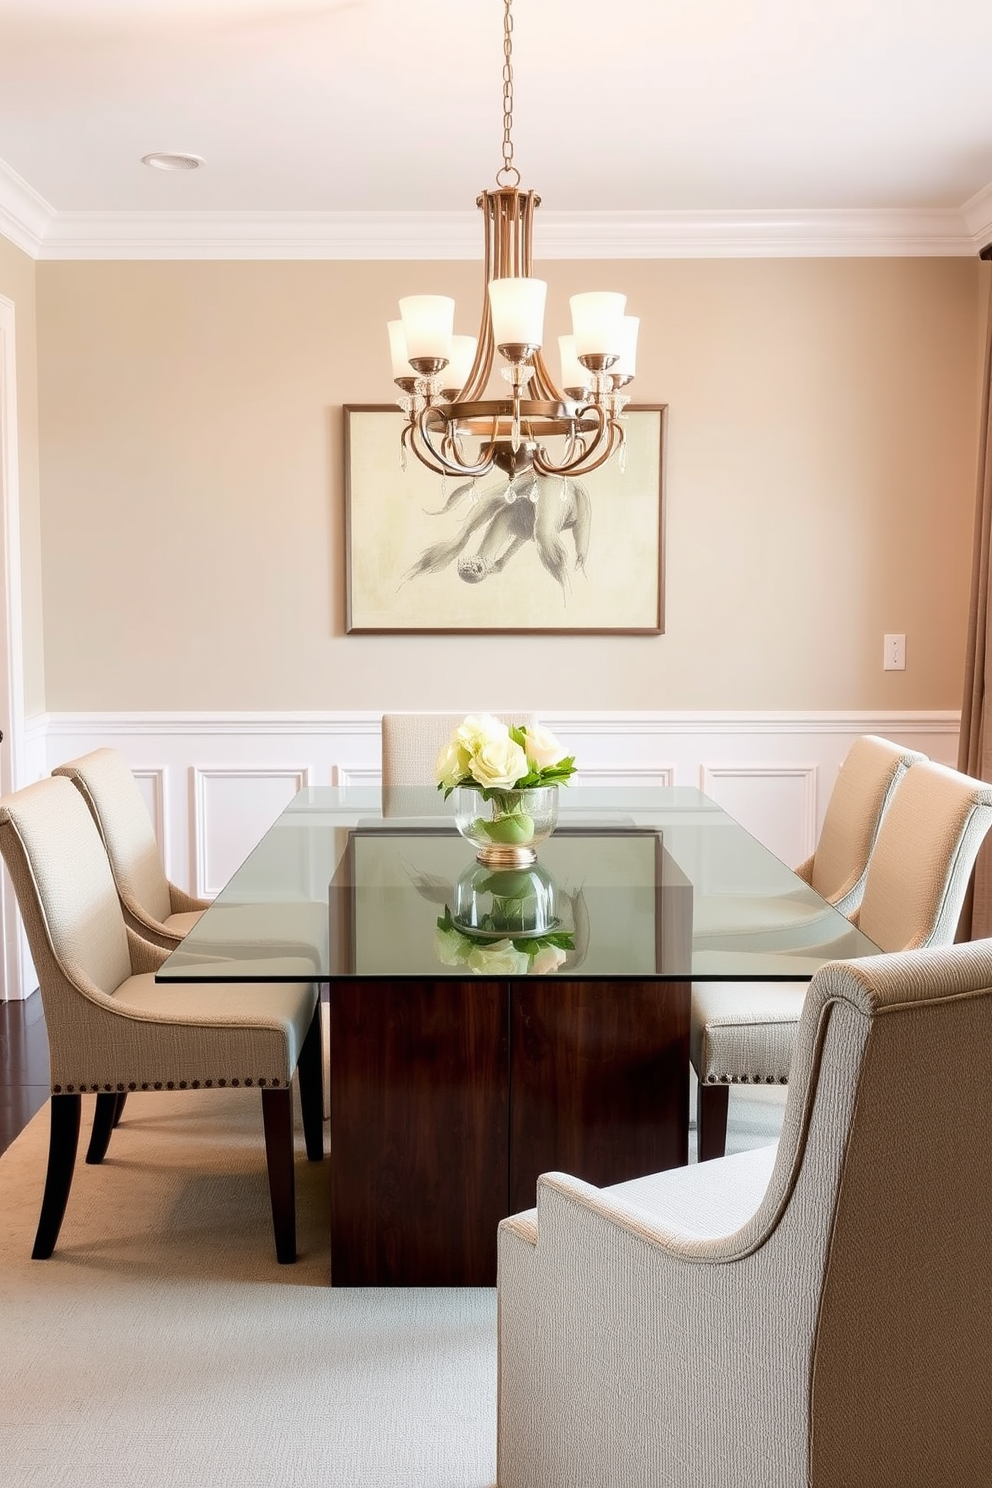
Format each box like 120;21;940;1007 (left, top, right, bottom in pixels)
2;0;992;258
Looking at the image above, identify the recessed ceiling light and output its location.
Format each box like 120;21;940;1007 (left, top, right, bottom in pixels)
141;152;205;172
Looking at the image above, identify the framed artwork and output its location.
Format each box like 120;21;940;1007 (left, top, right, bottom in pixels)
343;403;666;634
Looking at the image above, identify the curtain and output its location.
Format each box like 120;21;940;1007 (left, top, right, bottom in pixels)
957;268;992;938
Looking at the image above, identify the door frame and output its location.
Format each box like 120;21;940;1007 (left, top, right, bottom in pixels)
0;292;29;998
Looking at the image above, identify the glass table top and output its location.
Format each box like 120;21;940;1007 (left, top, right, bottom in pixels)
156;785;883;982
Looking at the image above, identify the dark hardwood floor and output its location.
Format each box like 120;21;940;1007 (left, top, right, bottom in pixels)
0;991;49;1156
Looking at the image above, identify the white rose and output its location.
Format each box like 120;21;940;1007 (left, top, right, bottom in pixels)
468;735;528;790
523;724;567;770
466;939;531;975
435;737;470;790
434;924;472;966
530;944;568;974
456;713;509;754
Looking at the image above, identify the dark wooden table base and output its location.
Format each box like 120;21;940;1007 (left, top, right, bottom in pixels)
329;977;689;1285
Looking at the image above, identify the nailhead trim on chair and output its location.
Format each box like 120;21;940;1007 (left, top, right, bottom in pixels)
52;1076;282;1093
702;1076;790;1085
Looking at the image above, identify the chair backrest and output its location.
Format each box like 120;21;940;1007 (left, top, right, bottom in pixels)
52;747;172;924
771;943;992;1480
0;776;131;1009
854;759;992;951
806;734;926;913
380;711;539;816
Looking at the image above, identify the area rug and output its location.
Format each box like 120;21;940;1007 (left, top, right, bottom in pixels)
0;1046;786;1488
0;1086;498;1488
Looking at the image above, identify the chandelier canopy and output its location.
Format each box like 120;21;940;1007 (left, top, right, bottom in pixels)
388;0;638;486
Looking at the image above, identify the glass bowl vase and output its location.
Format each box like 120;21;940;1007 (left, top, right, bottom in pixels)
451;861;560;939
451;784;559;866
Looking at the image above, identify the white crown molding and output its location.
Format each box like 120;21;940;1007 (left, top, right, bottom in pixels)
0;178;989;262
35;210;483;262
0;158;55;258
29;206;983;261
962;181;992;249
534;208;980;260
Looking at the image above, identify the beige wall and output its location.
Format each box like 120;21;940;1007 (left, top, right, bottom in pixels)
32;254;985;713
0;235;45;717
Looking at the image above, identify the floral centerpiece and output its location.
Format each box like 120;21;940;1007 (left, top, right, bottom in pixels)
436;714;576;866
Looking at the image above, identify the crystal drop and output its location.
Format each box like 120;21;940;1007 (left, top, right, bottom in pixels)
440;473;448;504
559;477;568;503
504;482;517;504
619;441;628;474
528;479;539;504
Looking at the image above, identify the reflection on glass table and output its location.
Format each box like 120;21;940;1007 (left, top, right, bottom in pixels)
157;786;882;983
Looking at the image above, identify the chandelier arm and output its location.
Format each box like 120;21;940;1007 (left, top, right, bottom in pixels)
531;408;623;479
529;347;564;403
413;407;496;479
402;420;456;480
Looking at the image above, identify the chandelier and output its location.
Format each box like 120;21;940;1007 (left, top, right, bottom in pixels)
387;0;638;487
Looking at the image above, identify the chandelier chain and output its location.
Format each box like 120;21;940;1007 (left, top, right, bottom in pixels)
496;0;519;187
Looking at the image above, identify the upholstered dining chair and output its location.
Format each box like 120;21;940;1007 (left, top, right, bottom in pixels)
0;777;323;1264
53;746;209;950
380;711;539;816
692;734;925;948
497;938;992;1488
693;758;992;1159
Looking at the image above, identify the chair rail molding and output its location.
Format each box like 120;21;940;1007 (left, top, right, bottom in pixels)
17;706;957;983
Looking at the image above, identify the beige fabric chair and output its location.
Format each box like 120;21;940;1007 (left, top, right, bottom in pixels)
498;939;992;1488
692;734;926;948
694;758;992;1159
53;746;209;950
380;711;539;816
0;777;323;1264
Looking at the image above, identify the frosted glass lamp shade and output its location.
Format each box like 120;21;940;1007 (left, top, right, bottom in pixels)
558;334;589;393
488;277;547;350
616;315;640;378
387;320;411;380
398;295;455;362
570;291;627;359
444;335;478;393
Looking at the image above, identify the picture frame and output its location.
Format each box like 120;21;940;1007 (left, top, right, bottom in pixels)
343;403;666;634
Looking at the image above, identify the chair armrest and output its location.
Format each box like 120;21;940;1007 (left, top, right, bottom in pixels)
127;927;169;975
169;882;211;914
497;1157;819;1488
521;1157;773;1263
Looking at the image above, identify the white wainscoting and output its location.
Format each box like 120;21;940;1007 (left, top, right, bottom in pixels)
32;709;958;911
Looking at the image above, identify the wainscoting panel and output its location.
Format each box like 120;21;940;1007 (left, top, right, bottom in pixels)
29;710;958;931
700;763;818;872
192;765;313;898
132;767;167;864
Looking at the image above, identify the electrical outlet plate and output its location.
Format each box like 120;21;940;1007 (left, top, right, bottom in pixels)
883;634;906;671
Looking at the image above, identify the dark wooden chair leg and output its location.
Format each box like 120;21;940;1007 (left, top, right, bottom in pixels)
697;1082;730;1162
85;1092;120;1165
261;1087;297;1264
112;1092;127;1127
298;1000;324;1163
32;1093;81;1259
